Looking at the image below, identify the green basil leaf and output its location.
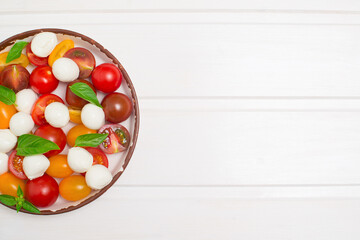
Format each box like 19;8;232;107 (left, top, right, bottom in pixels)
6;41;28;63
23;200;41;214
16;134;60;156
69;82;102;108
75;133;108;147
0;85;16;105
16;203;22;212
17;185;23;198
0;195;16;206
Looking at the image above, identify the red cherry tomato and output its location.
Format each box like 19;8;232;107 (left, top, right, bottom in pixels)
98;124;130;154
102;93;132;123
91;63;122;93
25;175;59;208
30;66;59;94
66;79;97;109
31;94;64;126
26;42;48;67
8;151;27;180
34;125;66;158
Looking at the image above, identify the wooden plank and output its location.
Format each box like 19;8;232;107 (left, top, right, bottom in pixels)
1;186;360;240
1;13;360;97
4;0;360;12
111;99;360;186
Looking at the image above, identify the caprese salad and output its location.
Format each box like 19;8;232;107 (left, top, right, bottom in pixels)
0;32;132;213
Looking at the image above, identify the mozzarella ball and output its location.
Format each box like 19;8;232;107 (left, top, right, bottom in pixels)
52;58;79;82
31;32;58;57
0;153;8;175
9;112;34;136
44;102;70;128
67;147;93;173
81;103;105;130
15;89;38;114
85;165;112;190
0;129;17;153
23;154;50;180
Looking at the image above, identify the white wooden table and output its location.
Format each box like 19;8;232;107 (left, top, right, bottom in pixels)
1;0;360;239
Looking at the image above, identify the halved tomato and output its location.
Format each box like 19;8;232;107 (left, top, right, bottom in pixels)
98;124;130;154
8;151;27;180
31;94;64;126
26;42;48;67
48;39;74;67
0;52;29;72
85;147;108;167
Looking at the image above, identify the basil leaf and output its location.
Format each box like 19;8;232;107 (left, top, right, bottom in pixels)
0;85;16;105
16;134;60;156
75;133;108;147
0;195;16;206
23;200;41;214
17;186;23;198
6;41;28;63
69;82;102;108
16;203;22;212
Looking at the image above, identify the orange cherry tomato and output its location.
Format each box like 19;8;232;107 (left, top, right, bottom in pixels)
59;175;91;201
0;172;26;197
0;52;29;72
67;124;97;147
68;107;82;124
48;39;74;67
46;155;74;178
0;101;17;129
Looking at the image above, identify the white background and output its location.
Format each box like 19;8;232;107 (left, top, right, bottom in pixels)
1;0;360;239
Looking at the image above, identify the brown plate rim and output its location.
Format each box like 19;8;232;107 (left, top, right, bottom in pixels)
0;28;140;215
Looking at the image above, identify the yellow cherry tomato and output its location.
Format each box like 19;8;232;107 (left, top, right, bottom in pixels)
59;175;91;201
46;155;74;178
0;52;29;72
0;101;17;129
0;172;26;197
48;39;74;67
68;107;82;124
66;124;97;147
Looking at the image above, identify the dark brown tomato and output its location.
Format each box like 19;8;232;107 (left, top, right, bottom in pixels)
102;93;133;123
63;48;96;79
0;64;30;92
66;79;97;109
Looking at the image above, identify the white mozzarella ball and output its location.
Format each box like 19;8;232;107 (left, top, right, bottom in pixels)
9;112;34;136
85;165;112;190
31;32;58;57
52;58;79;82
23;155;50;180
44;102;70;128
0;129;17;153
0;153;8;175
81;103;105;130
15;89;38;114
67;147;93;173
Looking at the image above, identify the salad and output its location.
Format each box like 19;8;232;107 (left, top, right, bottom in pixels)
0;31;133;213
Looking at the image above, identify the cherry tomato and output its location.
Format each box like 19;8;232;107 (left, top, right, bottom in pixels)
25;175;59;208
102;93;132;123
0;64;30;93
26;42;48;67
48;39;74;67
91;63;122;93
0;52;29;72
68;107;82;124
59;175;91;201
46;155;73;178
0;101;17;129
98;124;130;154
34;125;66;158
0;172;26;197
8;151;26;180
64;47;96;79
30;66;59;94
66;79;96;109
31;94;64;126
85;147;108;167
67;124;97;147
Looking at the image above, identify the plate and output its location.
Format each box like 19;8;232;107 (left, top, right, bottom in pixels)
0;28;140;215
